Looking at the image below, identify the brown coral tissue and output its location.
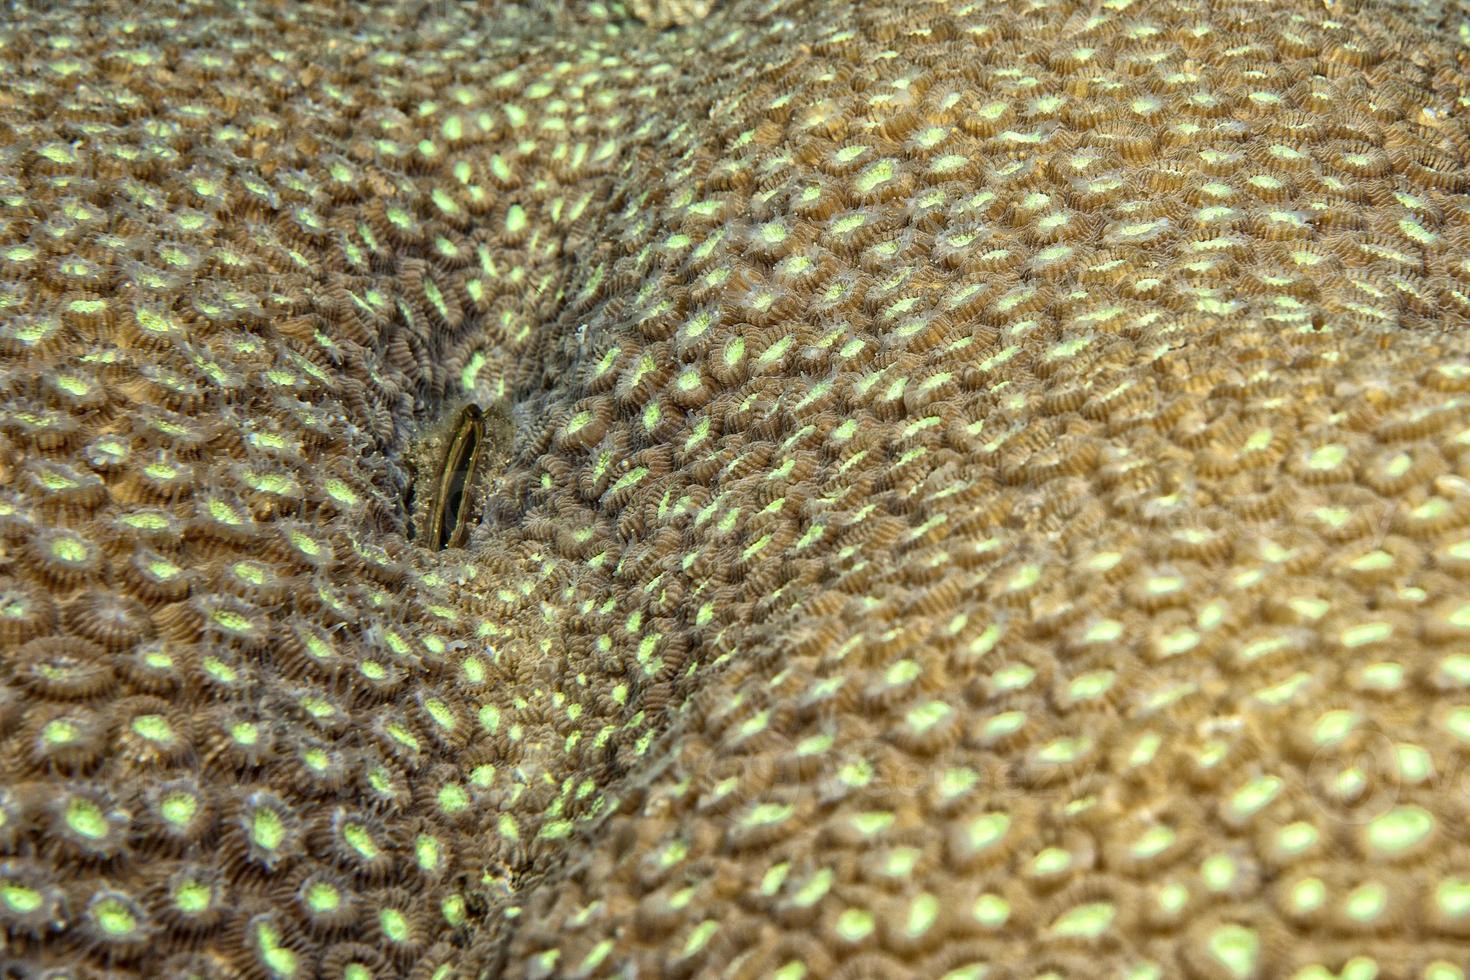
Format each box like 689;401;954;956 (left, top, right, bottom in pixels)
2;0;1470;976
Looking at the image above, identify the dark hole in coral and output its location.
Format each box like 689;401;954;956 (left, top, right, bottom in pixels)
402;479;417;537
429;404;484;551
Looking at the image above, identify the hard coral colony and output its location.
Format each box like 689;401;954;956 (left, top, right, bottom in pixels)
2;0;1470;977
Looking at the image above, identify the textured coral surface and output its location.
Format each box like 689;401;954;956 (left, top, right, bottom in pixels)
627;0;716;29
3;0;1470;977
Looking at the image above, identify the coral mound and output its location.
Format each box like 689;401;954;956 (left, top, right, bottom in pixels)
2;0;1470;977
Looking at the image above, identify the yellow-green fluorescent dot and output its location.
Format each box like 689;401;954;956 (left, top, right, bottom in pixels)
66;799;108;839
1131;94;1163;115
1436;878;1470;919
1333;766;1367;799
1128;732;1162;768
380;907;411;943
760;863;791;897
1350;548;1395;574
1444;603;1470;632
323;479;359;506
1446;706;1470;742
906;700;951;732
1288;877;1325;915
1032;847;1072;876
1069;669;1115;701
973;893;1010;928
160;792;198;827
458;348;488;390
251;808;285;851
1084;619;1123;643
967;812;1010;853
536;820;572;841
1034;243;1073;266
835;907;874;942
1132;825;1176;860
1399;218;1436;245
505;204;527;234
1201;853;1237;891
851;811;894;837
201;655;235;687
854;159;896;195
1359;661;1403;690
423;698;455;731
1306;443;1347;470
681;919;718;957
577;939;615;974
1439;655;1470;687
1207;924;1259;979
1345;882;1387;922
1152;624;1197;657
981;710;1026;742
50;534;90;563
1273;821;1317;857
1425;964;1464;980
1006;563;1040;593
2;884;42;914
1145;574;1183;597
884;847;921;877
305;881;341;914
759;221;787;245
743;802;793;827
656;839;688;869
902;893;939;938
674;367;702;393
1365;805;1433;856
1049;901;1115;940
1155;883;1189;915
1312;710;1358;746
1394;743;1432;784
913;125;948;148
497;813;519;841
252;921;299;976
212;608;254;635
1341;621;1392;648
343;823;380;859
438;784;470;814
91;896;138;936
1036;736;1089;764
384;724;418;752
789;868;833;909
938;767;978;802
42;718;79;745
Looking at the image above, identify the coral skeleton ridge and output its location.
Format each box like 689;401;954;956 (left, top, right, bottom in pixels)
2;0;1470;976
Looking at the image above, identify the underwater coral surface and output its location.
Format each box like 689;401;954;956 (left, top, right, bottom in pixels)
3;0;1470;976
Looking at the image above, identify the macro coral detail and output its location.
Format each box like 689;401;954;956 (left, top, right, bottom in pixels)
3;0;1470;977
